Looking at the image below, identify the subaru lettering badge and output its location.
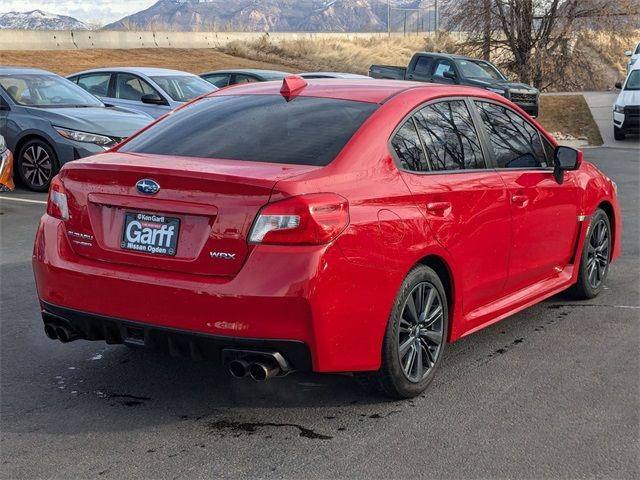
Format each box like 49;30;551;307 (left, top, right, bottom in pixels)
136;179;160;195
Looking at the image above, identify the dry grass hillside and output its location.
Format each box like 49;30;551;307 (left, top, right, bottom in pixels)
581;31;639;79
0;48;296;77
221;34;466;74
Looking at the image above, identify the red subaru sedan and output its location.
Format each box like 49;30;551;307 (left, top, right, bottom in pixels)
33;78;621;398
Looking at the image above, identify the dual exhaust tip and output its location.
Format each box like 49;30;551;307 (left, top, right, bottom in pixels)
224;350;292;381
228;358;281;381
44;322;81;343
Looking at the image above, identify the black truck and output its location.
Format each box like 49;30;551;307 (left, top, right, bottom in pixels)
369;52;540;117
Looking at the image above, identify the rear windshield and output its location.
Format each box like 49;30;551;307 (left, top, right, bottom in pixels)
119;95;378;166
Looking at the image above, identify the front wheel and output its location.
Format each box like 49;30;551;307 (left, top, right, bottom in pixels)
569;209;611;299
614;126;626;141
16;139;58;192
356;265;448;399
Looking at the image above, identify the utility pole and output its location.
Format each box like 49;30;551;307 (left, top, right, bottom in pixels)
404;10;407;36
387;0;391;37
434;0;439;33
482;0;491;60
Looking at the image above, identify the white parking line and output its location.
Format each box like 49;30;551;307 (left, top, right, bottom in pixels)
0;196;47;205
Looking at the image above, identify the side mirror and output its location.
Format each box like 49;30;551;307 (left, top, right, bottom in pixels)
141;93;167;105
624;50;633;57
0;98;10;111
553;146;582;184
615;81;623;89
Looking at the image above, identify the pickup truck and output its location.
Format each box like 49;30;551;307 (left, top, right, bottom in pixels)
369;52;540;117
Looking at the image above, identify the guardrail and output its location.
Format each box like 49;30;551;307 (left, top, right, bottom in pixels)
0;30;401;50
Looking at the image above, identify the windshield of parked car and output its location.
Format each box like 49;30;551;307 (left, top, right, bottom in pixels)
120;95;379;166
457;60;506;81
149;75;214;102
0;73;104;108
625;70;640;90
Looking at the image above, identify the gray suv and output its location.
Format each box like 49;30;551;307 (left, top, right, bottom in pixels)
0;67;152;191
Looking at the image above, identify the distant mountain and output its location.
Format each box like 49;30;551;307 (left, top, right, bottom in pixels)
104;0;431;32
0;9;90;30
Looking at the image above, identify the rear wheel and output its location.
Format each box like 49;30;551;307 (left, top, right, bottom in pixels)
614;126;626;141
569;209;611;299
356;265;448;399
16;139;58;192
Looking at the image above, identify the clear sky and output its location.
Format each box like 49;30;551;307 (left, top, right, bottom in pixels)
0;0;157;25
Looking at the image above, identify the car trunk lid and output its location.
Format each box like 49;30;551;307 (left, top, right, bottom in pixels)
59;152;318;276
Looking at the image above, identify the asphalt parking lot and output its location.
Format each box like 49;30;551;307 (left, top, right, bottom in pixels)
1;146;638;479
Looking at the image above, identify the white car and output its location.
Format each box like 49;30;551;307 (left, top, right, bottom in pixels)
613;62;640;140
625;42;640;72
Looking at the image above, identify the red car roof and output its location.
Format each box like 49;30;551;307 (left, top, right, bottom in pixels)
208;78;472;104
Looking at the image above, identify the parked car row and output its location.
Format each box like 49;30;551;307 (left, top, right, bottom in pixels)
0;64;380;191
0;67;154;191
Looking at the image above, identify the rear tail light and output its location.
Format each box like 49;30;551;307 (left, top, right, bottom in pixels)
47;176;69;221
249;193;349;245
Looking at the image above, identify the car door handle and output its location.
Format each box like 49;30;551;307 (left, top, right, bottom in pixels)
426;201;451;212
511;194;529;205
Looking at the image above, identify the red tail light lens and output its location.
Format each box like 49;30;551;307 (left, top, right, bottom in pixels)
249;193;349;245
46;176;69;221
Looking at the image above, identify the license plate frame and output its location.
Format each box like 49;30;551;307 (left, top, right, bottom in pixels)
120;211;180;256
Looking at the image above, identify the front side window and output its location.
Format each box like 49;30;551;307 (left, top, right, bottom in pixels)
0;74;103;108
391;119;429;172
77;73;110;97
414;100;486;171
120;95;378;166
475;101;547;168
115;73;154;101
433;60;454;79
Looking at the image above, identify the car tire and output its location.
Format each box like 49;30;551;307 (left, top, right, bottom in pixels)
355;265;448;399
16;138;58;192
568;209;611;300
614;126;626;141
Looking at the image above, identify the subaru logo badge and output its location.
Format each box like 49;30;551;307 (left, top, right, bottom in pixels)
136;179;160;195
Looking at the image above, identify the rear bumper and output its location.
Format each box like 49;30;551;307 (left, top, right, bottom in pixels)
33;215;398;372
42;302;312;370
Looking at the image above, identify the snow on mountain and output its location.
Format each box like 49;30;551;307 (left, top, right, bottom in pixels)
0;10;90;30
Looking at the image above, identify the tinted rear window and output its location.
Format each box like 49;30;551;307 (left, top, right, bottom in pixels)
120;95;378;166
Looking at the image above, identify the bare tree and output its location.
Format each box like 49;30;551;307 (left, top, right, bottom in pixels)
443;0;639;88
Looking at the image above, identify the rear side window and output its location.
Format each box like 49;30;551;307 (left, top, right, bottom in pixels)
413;56;433;76
475;101;548;168
414;100;486;171
202;73;230;88
77;73;110;97
391;119;429;172
120;95;378;166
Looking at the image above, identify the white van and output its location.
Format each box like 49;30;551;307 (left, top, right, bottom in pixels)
613;63;640;140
